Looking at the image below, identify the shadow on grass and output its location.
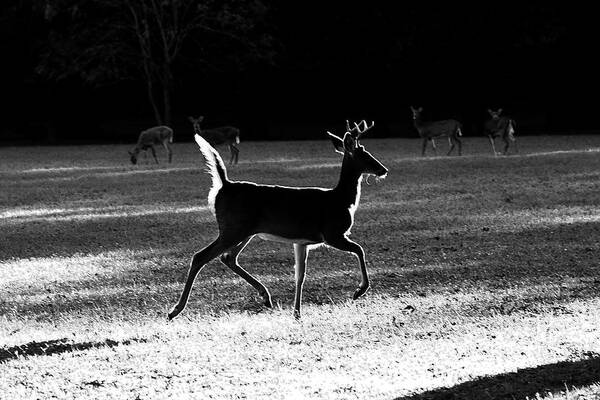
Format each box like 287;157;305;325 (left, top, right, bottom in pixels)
395;354;600;400
0;337;147;363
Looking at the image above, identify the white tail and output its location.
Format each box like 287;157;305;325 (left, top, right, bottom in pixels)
194;134;227;213
168;120;388;320
128;125;173;164
485;108;518;156
188;116;240;165
410;106;463;156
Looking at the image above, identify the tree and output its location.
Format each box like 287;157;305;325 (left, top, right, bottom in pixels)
36;0;273;125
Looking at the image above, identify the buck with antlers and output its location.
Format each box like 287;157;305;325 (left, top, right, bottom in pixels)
168;120;388;320
129;125;173;164
410;106;463;156
484;108;518;156
188;116;240;165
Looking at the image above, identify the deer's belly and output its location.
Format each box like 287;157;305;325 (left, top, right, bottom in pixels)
257;233;321;245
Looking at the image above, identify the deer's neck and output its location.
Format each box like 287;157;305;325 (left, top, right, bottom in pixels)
334;155;363;208
413;117;423;129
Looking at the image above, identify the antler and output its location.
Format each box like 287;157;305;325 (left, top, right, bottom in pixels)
348;120;375;139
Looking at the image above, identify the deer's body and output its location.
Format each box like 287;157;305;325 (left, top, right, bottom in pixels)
411;107;463;156
129;125;173;164
168;120;387;320
189;116;240;165
485;109;517;156
213;174;361;245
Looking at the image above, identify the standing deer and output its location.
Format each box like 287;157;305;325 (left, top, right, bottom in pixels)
129;125;173;164
410;106;463;156
168;120;388;320
484;108;518;156
188;116;240;165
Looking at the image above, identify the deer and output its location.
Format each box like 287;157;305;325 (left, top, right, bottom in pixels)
188;116;240;165
410;106;463;156
484;108;518;156
128;125;173;164
168;120;388;320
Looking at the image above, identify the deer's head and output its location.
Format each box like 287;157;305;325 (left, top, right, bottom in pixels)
188;116;204;133
410;106;424;120
488;108;503;120
328;120;388;179
128;149;138;165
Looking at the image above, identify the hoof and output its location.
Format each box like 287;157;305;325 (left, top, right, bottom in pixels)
167;306;181;321
352;286;369;300
261;292;273;308
294;310;301;320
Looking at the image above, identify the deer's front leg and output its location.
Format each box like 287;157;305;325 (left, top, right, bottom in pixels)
150;146;159;164
293;243;309;319
326;236;369;300
489;136;497;156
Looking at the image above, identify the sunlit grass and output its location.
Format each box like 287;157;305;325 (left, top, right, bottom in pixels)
1;135;600;399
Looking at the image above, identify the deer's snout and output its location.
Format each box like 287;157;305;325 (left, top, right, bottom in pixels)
377;166;388;178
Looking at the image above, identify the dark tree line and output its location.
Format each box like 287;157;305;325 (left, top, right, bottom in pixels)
2;2;597;142
34;0;273;126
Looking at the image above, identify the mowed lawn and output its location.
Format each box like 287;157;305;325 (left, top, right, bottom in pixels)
1;135;599;399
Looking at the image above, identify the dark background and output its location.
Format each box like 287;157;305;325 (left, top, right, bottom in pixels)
2;2;599;144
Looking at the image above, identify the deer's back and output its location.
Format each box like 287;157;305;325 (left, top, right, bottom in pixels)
139;126;173;145
201;126;240;145
416;119;461;138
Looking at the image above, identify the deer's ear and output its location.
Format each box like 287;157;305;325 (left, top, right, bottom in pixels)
418;107;423;112
487;109;493;115
343;132;356;153
187;116;194;122
498;108;503;114
328;131;345;154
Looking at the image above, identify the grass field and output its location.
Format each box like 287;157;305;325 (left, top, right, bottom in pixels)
1;135;600;399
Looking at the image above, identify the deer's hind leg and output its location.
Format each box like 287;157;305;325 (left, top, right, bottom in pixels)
502;136;510;155
453;135;462;156
232;144;239;164
220;235;273;308
163;141;173;163
168;235;244;320
229;144;239;165
447;136;456;155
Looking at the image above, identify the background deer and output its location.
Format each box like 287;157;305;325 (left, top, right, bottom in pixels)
168;120;388;320
129;126;173;164
410;106;463;156
188;116;240;165
484;108;518;156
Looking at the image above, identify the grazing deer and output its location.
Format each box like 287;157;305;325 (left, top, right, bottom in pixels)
410;106;463;156
484;108;518;156
188;116;240;165
129;125;173;164
168;120;388;320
